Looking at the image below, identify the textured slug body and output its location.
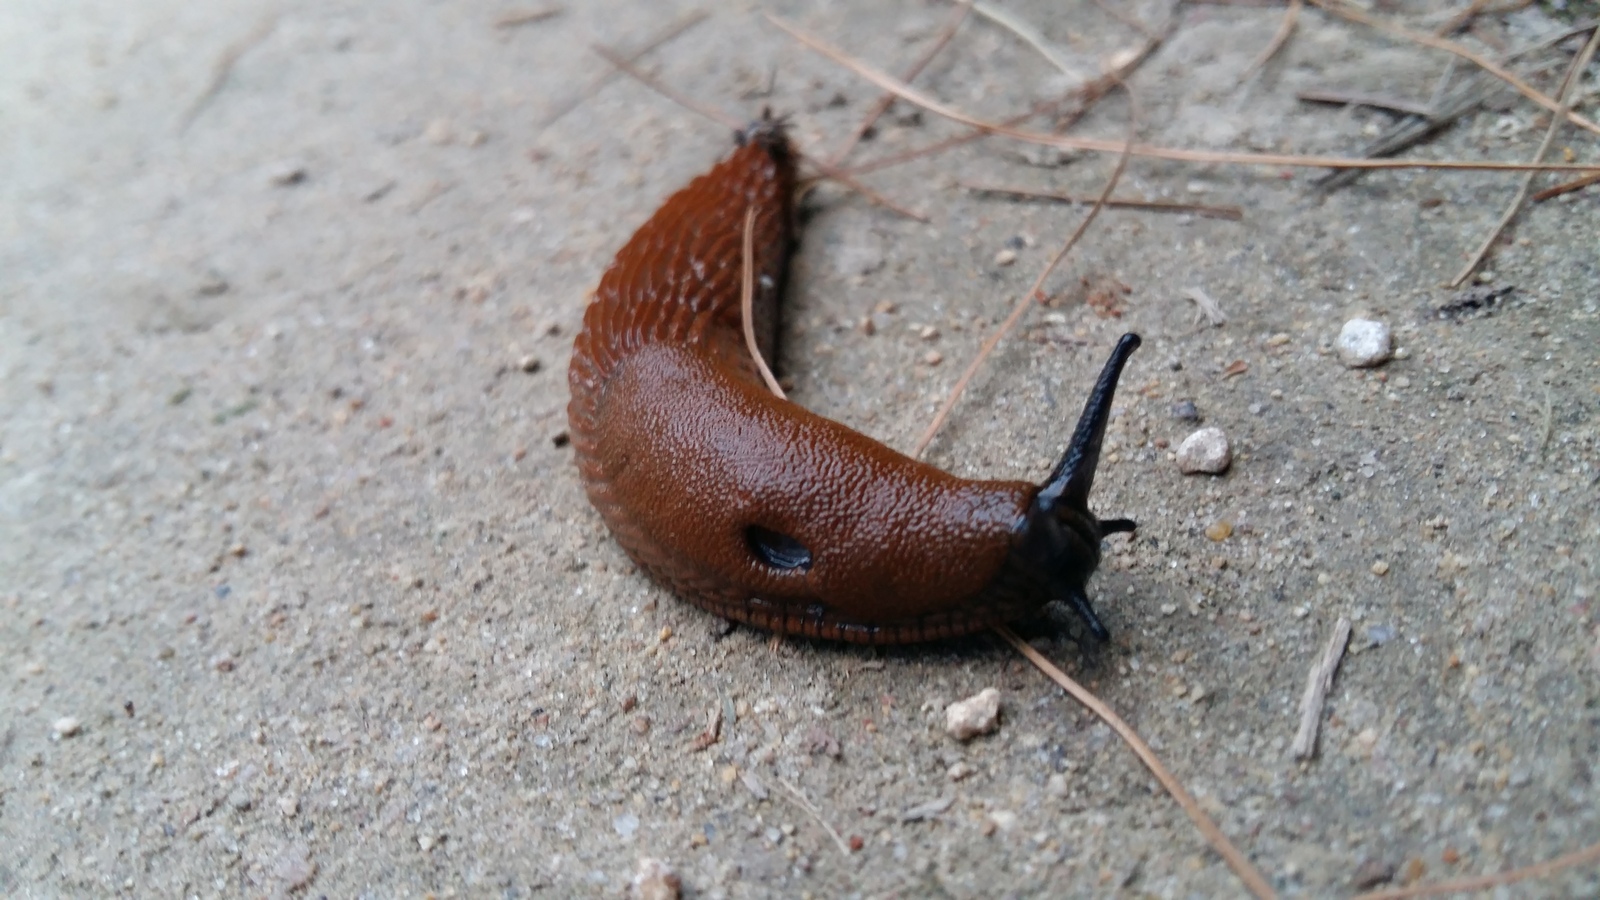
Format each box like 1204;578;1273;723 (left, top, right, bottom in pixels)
568;121;1137;644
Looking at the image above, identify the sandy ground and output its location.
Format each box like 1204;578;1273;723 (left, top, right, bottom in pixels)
3;0;1599;896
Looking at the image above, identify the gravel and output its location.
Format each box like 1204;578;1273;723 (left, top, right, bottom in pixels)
1336;318;1393;368
1176;426;1232;474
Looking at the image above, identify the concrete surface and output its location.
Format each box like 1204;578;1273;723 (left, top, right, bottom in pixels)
3;1;1598;896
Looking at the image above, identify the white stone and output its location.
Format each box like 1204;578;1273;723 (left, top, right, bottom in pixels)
53;717;82;738
1176;427;1231;475
945;688;1001;740
1336;318;1392;368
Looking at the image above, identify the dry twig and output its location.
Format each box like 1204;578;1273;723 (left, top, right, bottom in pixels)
1533;170;1600;201
740;207;785;400
839;12;1175;179
970;1;1088;82
178;13;279;131
1291;617;1352;760
912;82;1139;459
777;778;853;857
1307;0;1600;137
537;10;708;130
825;0;973;167
1354;839;1600;899
495;6;563;29
1184;287;1229;328
1296;89;1435;117
1239;0;1302;82
960;181;1244;219
766;15;1599;176
593;44;929;221
1434;0;1492;37
590;42;741;129
996;627;1277;899
1450;25;1600;287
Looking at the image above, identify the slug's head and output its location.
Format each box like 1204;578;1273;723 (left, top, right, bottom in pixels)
1011;333;1141;642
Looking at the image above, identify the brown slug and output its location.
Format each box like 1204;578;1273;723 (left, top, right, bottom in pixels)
567;117;1139;644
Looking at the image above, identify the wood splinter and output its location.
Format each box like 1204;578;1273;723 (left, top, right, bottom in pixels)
1292;616;1352;760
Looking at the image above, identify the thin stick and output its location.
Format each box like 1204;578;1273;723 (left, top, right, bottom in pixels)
1533;170;1600;201
537;10;709;130
1185;287;1229;327
1307;0;1600;138
970;1;1087;81
1539;382;1554;458
766;15;1600;175
1296;89;1435;117
495;6;563;29
995;626;1277;899
178;13;279;132
1314;64;1490;191
1354;839;1600;899
1434;0;1492;37
824;0;973;168
590;43;743;130
805;160;931;222
1449;24;1600;287
1091;0;1156;40
959;181;1244;220
841;12;1172;179
777;777;853;857
912;82;1139;459
741;207;785;399
596;44;930;222
841;102;1056;178
1239;0;1301;82
1290;617;1352;759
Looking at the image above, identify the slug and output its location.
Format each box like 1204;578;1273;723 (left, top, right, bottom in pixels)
567;117;1140;644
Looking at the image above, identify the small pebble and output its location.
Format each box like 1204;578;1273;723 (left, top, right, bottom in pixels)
922;350;943;366
1402;858;1427;885
271;843;317;892
614;812;640;838
518;355;542;373
993;248;1017;266
1371;561;1390;576
278;794;300;817
632;858;682;900
1204;520;1233;542
1351;858;1396;889
53;716;82;738
423;118;455;145
1336;318;1392;368
1171;400;1200;422
945;688;1001;741
1176;427;1231;475
268;161;307;186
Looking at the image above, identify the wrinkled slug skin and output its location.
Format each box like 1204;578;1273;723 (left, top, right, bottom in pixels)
567;125;1047;644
